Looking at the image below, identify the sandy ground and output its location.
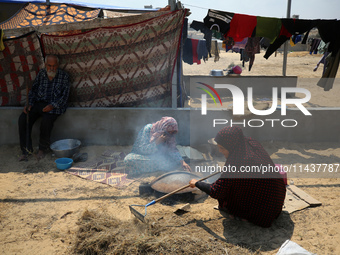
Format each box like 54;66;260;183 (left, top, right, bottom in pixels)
0;142;339;255
1;51;340;254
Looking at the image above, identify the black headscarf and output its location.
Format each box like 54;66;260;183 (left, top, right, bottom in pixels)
214;126;276;178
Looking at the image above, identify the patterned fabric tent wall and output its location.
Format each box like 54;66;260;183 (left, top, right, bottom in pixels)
41;10;186;107
0;3;100;30
0;32;44;106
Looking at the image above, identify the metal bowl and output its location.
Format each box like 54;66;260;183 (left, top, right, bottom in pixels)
210;69;224;76
50;139;81;158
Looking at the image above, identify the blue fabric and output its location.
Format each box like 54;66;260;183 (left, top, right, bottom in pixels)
197;40;208;61
29;68;70;114
183;39;193;65
190;20;212;55
294;34;302;44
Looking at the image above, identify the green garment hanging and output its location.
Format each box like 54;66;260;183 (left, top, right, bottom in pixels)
256;16;282;43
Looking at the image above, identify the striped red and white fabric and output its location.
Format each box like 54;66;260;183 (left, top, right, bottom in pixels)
0;32;44;106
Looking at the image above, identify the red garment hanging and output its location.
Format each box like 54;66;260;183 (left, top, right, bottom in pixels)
227;13;257;42
191;39;201;65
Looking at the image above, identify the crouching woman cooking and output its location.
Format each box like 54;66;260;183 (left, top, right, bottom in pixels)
189;126;286;228
124;117;191;175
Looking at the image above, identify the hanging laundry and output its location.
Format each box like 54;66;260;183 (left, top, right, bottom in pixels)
183;38;194;64
200;8;340;91
310;38;321;54
317;40;327;54
183;38;202;65
313;52;329;75
224;36;234;52
210;40;220;62
263;19;320;59
197;40;209;62
316;20;340;91
260;37;271;49
245;37;261;71
317;50;340;91
212;30;224;40
240;49;249;67
255;16;281;43
226;13;257;42
290;34;302;46
191;39;201;65
232;37;248;53
263;23;292;59
316;19;340;54
294;35;302;44
182;18;188;42
190;20;212;56
203;9;234;34
282;18;319;44
290;37;295;47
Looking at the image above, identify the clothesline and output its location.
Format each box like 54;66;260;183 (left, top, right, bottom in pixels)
185;8;340;91
182;3;208;10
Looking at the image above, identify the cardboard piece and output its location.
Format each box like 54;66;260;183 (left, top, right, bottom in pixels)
287;185;322;206
283;185;322;214
283;188;310;214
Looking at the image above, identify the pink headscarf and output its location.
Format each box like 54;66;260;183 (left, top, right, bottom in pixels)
150;117;178;149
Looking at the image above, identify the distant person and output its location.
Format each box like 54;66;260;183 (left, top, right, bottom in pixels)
189;126;286;228
18;55;70;161
124;117;191;175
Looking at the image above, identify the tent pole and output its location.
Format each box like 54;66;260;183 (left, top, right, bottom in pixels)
172;58;178;109
170;0;177;108
169;0;176;11
282;0;292;76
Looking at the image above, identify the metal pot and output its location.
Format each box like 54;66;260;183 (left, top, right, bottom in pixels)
210;69;224;76
50;139;81;158
150;171;201;194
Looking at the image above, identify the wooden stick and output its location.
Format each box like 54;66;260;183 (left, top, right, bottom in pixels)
154;171;220;203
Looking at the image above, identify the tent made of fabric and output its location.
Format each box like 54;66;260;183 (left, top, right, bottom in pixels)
0;3;100;30
0;0;158;12
103;10;139;19
0;1;158;24
0;9;186;108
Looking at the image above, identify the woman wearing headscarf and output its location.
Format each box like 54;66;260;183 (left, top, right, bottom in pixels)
189;126;286;228
124;117;191;175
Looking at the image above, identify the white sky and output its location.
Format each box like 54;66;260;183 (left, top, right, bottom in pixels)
75;0;340;21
